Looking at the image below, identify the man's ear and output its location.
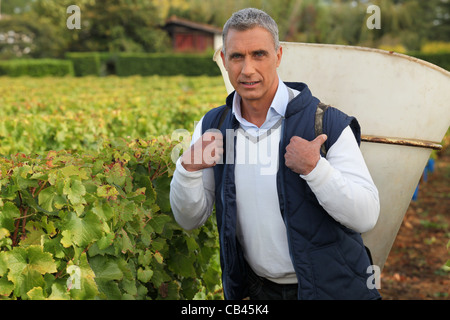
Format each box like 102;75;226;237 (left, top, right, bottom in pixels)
220;50;227;71
276;45;283;68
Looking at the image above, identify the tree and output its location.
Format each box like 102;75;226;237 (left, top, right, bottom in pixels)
429;0;450;42
0;14;65;59
74;0;170;52
31;0;171;54
2;0;448;58
0;0;34;15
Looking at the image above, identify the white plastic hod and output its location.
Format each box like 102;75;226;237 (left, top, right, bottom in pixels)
213;42;450;270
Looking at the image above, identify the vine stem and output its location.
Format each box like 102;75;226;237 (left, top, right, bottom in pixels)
12;193;23;246
21;207;28;240
150;161;162;181
12;218;20;246
11;191;29;245
13;213;35;220
33;180;48;197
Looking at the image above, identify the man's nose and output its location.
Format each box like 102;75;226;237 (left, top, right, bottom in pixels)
241;57;256;76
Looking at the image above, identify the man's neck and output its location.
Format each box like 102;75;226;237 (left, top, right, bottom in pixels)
240;83;279;128
240;100;270;128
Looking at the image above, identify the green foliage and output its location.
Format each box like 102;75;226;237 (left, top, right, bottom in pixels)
0;137;221;300
421;41;450;54
0;14;66;59
63;52;221;77
65;53;101;77
0;76;225;156
0;52;222;78
30;0;171;55
115;53;221;77
0;75;225;300
0;59;74;77
3;0;450;60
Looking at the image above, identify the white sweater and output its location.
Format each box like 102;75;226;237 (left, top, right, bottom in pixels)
169;80;380;283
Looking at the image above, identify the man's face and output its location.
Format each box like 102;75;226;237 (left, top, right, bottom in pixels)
221;27;282;107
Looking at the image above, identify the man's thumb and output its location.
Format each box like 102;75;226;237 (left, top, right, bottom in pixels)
313;134;327;146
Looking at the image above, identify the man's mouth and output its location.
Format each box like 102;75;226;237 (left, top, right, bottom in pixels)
240;81;260;86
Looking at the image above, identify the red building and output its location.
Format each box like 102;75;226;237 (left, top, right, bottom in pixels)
164;16;223;53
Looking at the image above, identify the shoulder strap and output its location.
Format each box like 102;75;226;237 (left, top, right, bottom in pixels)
217;106;230;129
315;102;330;157
201;105;229;134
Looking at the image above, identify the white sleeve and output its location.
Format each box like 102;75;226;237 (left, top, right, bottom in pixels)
169;117;216;230
300;126;380;233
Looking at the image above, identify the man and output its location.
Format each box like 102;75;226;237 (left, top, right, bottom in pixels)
170;8;381;300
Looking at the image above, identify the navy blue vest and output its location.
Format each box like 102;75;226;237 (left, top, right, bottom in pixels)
202;82;381;300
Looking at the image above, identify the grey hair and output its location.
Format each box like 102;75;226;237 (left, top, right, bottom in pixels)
222;8;280;54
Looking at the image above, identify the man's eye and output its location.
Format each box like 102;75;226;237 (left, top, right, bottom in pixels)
230;53;243;59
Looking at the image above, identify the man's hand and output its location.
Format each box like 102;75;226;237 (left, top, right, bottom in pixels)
181;131;224;172
284;134;327;175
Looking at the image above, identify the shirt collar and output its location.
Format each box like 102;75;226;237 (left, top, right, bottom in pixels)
232;77;290;128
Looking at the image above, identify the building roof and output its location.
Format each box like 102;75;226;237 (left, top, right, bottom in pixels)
164;16;222;35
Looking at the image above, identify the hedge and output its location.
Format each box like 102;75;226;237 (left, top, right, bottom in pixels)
63;52;221;77
0;137;222;300
0;59;74;77
115;53;221;77
0;53;221;78
64;52;119;77
65;52;101;77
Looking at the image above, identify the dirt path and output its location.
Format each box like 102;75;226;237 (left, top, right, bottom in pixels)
380;141;450;300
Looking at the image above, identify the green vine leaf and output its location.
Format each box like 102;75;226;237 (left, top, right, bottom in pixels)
38;186;57;212
5;245;57;299
63;177;87;208
61;211;103;248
